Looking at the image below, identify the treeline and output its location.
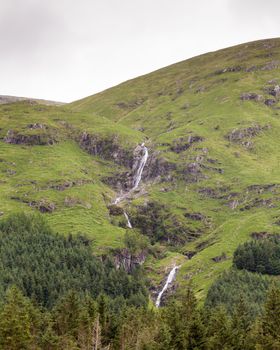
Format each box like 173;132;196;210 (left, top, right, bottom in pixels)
233;235;280;275
0;213;148;308
0;213;280;349
1;283;279;349
205;269;271;318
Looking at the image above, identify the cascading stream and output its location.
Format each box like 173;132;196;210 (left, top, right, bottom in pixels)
155;265;180;307
124;211;132;228
132;144;148;190
113;144;149;226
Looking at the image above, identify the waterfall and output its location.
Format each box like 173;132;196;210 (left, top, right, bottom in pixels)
155;265;179;307
124;211;132;228
132;144;148;191
113;143;148;205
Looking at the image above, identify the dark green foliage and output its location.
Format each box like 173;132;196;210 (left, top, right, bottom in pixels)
260;283;280;348
0;283;280;349
124;230;149;254
131;201;197;245
233;236;280;275
205;269;270;318
0;213;148;308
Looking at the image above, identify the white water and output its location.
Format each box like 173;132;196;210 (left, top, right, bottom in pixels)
113;143;148;205
155;265;179;307
124;211;132;228
132;144;148;190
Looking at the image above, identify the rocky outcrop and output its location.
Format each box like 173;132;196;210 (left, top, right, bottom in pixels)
4;129;57;146
265;99;276;106
180;162;207;183
48;179;93;191
115;97;146;110
107;204;124;216
113;248;147;272
184;212;206;221
79;132;134;168
251;232;274;240
212;252;227;263
170;135;203;153
226;124;270;149
214;66;243;75
29;199;56;213
265;84;280;97
240;198;276;211
142;152;176;183
247;184;280;194
240;93;263;101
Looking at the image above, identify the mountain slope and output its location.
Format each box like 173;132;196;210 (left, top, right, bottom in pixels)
1;38;280;301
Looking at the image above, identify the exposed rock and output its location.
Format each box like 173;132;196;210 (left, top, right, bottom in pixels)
142;152;176;182
228;199;239;210
7;169;16;175
186;162;201;174
198;186;230;199
184;251;197;259
261;60;280;71
79;132;134;168
214;66;243;75
265;99;276;106
207;158;219;164
196;86;206;93
201;164;224;174
48;179;93;191
181;162;207;183
251;231;273;240
184;212;205;221
113;248;147;272
4;129;56;146
226;124;270;149
102;171;132;192
108;204;124;216
27;123;45;129
266;84;280;97
240;93;263;101
247;184;279;194
240;198;275;211
0;211;4;216
267;79;278;85
30;199;56;213
226;124;266;142
170;135;203;153
212;252;227;263
115;97;146;110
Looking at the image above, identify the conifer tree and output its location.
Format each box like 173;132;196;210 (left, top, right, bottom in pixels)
0;286;38;349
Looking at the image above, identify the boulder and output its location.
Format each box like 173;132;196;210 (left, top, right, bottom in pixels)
240;93;263;101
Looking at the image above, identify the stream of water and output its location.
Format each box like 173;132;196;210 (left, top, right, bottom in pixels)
155;266;179;307
113;144;149;227
132;144;148;190
124;211;132;228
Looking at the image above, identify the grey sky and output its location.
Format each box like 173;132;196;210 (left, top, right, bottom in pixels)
0;0;279;102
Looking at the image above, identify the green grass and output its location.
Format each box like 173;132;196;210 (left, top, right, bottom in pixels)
1;38;280;299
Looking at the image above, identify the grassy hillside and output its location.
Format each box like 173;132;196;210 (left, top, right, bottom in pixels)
1;38;280;301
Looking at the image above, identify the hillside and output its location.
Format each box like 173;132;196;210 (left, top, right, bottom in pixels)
1;38;280;302
0;95;64;106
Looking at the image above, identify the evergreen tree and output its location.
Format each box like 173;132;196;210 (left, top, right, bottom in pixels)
258;283;280;349
0;286;39;349
205;306;232;350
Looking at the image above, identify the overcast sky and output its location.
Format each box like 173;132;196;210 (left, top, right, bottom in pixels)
0;0;279;102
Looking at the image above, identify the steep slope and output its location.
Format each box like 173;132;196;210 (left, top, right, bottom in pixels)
1;38;280;301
